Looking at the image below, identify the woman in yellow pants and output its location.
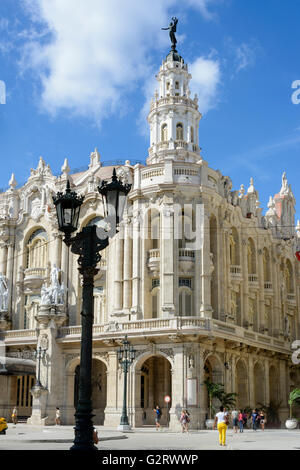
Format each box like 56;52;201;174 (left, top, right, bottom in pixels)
213;406;228;446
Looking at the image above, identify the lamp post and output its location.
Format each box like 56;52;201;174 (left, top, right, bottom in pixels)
53;169;131;451
117;335;136;431
34;346;47;388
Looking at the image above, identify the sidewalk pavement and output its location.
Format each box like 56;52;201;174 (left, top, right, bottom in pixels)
0;424;299;451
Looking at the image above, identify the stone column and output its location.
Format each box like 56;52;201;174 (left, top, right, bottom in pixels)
0;242;7;276
217;220;226;320
53;233;62;270
148;357;155;410
248;355;255;407
200;211;213;318
131;205;141;319
264;359;270;406
272;255;281;337
104;351;121;427
61;241;69;312
198;348;206;429
6;241;14;313
242;239;249;327
113;229;124;312
123;215;132;312
161;204;175;317
169;346;183;431
28;305;67;425
278;359;289;426
258;249;265;331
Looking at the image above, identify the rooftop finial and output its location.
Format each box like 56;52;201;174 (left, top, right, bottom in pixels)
161;17;178;51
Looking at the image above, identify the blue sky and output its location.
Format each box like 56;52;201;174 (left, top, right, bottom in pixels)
0;0;299;222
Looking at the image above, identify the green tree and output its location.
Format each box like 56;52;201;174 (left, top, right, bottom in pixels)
219;391;237;410
204;379;224;419
288;389;300;419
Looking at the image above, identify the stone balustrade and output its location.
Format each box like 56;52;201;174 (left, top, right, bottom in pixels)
248;274;259;284
178;248;195;259
230;265;242;279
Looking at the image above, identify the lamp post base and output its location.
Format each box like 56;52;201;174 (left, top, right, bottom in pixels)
117;424;132;432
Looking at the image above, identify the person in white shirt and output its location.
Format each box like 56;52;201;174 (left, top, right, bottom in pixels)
231;408;238;433
213;406;228;446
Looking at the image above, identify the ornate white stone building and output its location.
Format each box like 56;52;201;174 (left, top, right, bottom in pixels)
0;47;299;429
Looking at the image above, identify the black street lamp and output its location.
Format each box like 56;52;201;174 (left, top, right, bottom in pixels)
34;346;47;388
53;170;131;451
117;335;136;431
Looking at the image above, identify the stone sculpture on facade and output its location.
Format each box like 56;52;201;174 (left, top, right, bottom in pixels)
40;265;66;306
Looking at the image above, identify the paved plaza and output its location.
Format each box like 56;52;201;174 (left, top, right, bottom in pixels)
0;424;299;451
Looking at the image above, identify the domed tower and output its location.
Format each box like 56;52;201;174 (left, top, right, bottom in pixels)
147;49;202;165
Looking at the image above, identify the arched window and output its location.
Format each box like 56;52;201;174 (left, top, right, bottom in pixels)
146;208;160;250
179;287;193;316
229;228;240;265
26;229;48;268
247;238;256;274
177;208;194;249
190;126;194;143
285;259;294;293
151;287;160;318
263;248;271;282
176;123;183;141
161;123;168;142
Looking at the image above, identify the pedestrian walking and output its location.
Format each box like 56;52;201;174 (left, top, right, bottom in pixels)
213;405;229;447
11;407;18;425
231;408;238;433
154;405;162;431
185;409;190;432
55;407;61;425
259;411;266;431
251;409;259;431
242;410;248;428
0;417;8;434
179;409;190;433
238;410;244;433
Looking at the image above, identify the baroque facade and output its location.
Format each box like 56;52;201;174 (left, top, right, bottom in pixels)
0;47;300;429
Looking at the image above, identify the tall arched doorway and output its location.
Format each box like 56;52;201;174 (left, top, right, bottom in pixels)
235;360;249;409
74;358;107;425
138;355;172;426
254;362;265;407
204;355;224;419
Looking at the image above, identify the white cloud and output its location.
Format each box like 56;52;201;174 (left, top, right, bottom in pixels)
19;0;219;126
235;42;257;72
189;54;221;113
225;37;261;75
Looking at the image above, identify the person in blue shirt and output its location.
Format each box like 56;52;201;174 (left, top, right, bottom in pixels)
154;405;162;430
251;409;259;431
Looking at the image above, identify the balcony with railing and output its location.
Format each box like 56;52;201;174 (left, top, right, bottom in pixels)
147;249;160;273
57;316;211;342
264;281;273;293
248;274;259;286
287;293;296;304
24;267;47;288
230;265;242;281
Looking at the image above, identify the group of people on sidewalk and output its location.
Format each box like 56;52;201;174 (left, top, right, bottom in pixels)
214;407;267;446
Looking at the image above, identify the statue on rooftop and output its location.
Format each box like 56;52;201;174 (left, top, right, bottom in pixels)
162;17;178;50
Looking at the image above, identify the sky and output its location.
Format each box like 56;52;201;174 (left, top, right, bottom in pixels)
0;0;299;223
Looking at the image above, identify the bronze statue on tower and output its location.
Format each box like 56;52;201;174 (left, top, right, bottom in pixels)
162;17;178;51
